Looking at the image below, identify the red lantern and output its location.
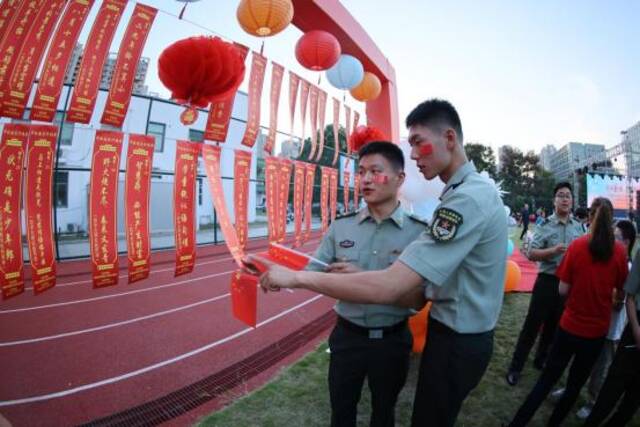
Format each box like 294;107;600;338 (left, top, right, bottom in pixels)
158;36;246;108
295;30;341;71
349;125;387;152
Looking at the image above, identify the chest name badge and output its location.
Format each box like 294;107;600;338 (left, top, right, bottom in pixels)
431;208;463;242
339;240;355;248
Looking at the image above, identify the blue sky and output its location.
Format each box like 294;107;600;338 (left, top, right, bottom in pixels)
81;0;640;153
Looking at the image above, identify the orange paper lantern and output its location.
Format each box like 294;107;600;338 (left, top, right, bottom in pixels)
504;260;521;293
350;71;382;102
237;0;293;37
409;302;432;353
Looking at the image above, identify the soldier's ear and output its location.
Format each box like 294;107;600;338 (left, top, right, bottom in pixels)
397;171;406;185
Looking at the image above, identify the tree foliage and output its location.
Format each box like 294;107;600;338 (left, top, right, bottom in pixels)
464;142;497;179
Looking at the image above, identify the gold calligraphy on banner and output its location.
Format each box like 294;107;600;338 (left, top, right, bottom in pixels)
303;163;316;242
330;168;338;222
234;149;252;250
314;89;327;162
345;105;352;154
298;79;310;156
0;0;22;44
174;141;200;276
308;85;319;160
265;62;284;154
288;71;300;137
265;156;279;243
292;161;305;248
241;52;267;148
343;171;351;214
277;159;292;242
320;167;330;234
332;98;341;166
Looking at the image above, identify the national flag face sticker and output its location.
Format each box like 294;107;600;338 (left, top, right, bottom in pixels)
371;174;389;184
430;208;463;242
418;143;433;156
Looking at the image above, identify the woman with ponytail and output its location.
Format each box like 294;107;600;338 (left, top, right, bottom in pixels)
509;197;629;426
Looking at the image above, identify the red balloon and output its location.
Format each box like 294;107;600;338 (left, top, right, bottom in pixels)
295;30;341;71
158;36;246;108
349;125;387;152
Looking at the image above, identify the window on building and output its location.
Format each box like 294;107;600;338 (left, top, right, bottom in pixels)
55;171;68;208
189;129;204;143
147;122;165;152
54;112;74;146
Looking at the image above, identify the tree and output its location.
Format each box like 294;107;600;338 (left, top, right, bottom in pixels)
464;142;497;179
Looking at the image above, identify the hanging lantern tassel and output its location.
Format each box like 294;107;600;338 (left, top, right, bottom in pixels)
180;106;198;125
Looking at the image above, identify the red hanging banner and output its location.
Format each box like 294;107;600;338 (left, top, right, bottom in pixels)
230;270;257;328
0;0;22;44
0;0;67;119
353;111;360;134
265;156;279;243
66;0;127;124
330;168;338;222
298;79;310;155
0;0;46;109
202;144;243;267
204;42;249;142
265;62;284;154
320;167;330;234
31;0;96;122
125;134;154;284
345;105;352;154
277;158;292;242
89;130;123;288
25;125;58;294
0;124;28;299
174;141;200;277
308;85;319;160
241;52;267;148
353;174;361;211
315;89;327;161
101;3;157;128
303;163;316;242
288;71;300;136
343;171;350;214
292;161;305;248
234;149;252;250
332;98;340;166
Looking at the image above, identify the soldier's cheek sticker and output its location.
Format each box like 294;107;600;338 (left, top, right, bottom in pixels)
418;143;433;156
371;175;389;184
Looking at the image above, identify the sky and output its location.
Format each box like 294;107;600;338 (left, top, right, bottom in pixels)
77;0;640;154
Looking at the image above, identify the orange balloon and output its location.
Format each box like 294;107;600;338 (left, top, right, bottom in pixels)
349;71;382;102
237;0;293;37
504;260;521;293
409;302;432;353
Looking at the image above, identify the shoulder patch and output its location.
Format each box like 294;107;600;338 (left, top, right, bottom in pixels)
431;208;463;242
407;213;430;227
335;211;357;220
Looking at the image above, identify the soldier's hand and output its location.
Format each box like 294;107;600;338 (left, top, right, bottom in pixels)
244;255;298;292
553;244;567;255
326;262;362;274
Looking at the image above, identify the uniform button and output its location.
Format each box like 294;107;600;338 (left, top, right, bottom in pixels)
373;250;378;255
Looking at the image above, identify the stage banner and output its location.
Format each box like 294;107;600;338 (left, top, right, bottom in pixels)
345;105;352;154
101;4;157;127
303;163;316;242
241;52;267;148
125;134;154;283
277;158;292;242
0;0;22;44
330;168;338;221
353;174;361;211
67;0;127;123
332;98;340;166
31;0;96;122
265;156;279;243
204;42;249;142
230;270;257;328
89;130;123;288
0;0;67;119
292;161;305;248
265;62;284;154
343;171;350;214
0;0;46;108
288;71;300;136
314;89;327;161
308;85;319;160
320;167;330;234
298;79;310;155
174;141;200;277
233;149;252;250
202;144;243;267
0;124;28;299
25;125;58;294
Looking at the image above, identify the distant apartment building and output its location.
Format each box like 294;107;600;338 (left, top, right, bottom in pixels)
549;142;607;180
538;144;557;171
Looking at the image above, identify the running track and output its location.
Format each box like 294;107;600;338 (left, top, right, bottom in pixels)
0;233;334;426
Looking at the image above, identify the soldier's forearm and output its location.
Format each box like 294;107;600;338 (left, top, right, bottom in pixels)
528;248;555;261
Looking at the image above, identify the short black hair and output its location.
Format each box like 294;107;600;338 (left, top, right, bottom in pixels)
358;141;404;171
553;181;573;197
616;219;636;260
405;99;463;142
574;206;588;219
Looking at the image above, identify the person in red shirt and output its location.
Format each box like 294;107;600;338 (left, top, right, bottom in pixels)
508;197;629;426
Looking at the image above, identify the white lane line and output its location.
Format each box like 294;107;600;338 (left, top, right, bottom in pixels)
0;293;232;347
0;295;325;407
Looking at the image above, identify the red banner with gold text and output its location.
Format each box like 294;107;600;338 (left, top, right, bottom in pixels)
89;130;123;288
265;156;279;243
308;85;319;160
330;168;338;221
345;106;352;154
315;89;327;161
174;141;200;277
265;62;284;154
353;174;361;211
0;0;22;44
298;79;310;155
0;124;28;299
25;125;58;294
320;167;330;234
293;161;305;248
241;52;267;148
67;0;127;123
204;43;249;142
332;98;340;166
125;134;154;283
303;163;315;242
288;71;300;136
0;0;67;118
343;171;350;214
31;0;96;122
234;149;252;250
202;145;243;266
101;4;157;128
277;159;292;242
353;111;360;134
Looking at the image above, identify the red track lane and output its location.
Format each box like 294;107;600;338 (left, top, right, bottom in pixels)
0;235;332;426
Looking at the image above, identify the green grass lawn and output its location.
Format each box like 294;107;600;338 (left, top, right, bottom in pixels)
197;227;640;426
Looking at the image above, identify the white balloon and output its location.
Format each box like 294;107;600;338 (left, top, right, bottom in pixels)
398;139;444;219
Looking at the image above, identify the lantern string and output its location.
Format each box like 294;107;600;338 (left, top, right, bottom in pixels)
178;2;188;20
260;39;265;56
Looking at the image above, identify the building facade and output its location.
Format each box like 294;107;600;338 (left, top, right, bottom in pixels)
538;144;557;171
